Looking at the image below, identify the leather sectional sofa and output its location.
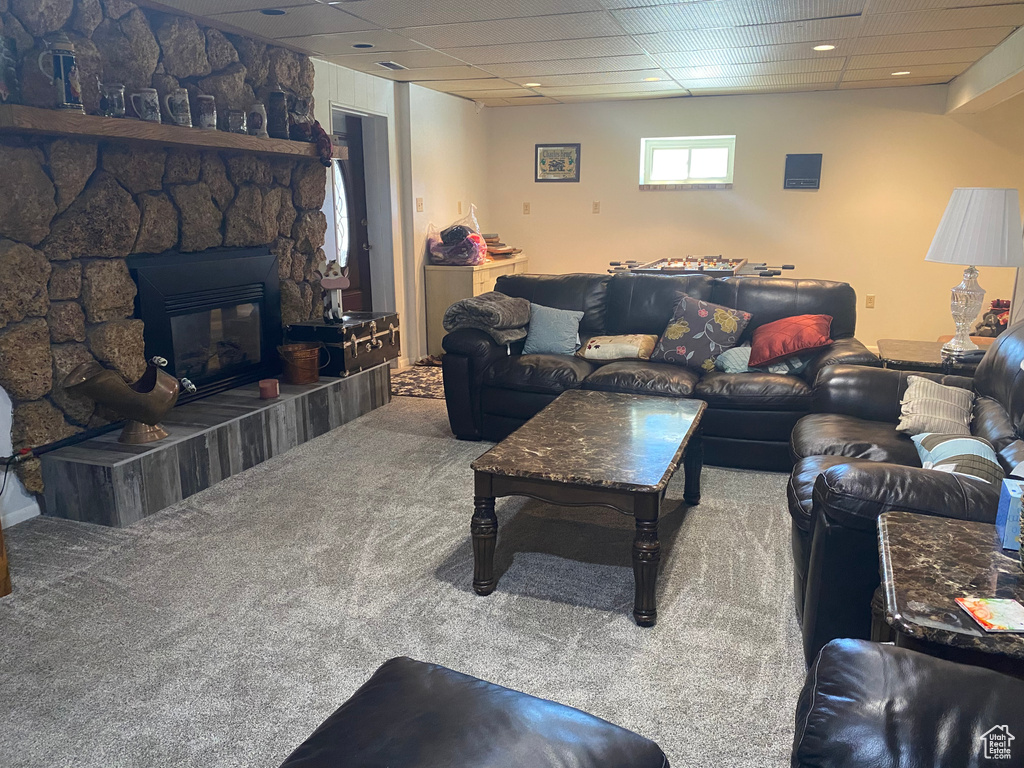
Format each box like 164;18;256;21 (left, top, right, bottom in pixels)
787;321;1024;663
442;272;877;471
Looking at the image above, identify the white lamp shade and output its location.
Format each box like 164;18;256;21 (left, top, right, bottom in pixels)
925;188;1024;268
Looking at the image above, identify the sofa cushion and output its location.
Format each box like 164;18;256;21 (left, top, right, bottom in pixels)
486;354;594;394
896;375;974;436
694;371;811;411
495;273;610;334
651;294;752;371
280;656;669;768
582;360;699;397
576;334;658;362
788;455;872;533
605;272;714;335
791;413;921;466
711;277;857;340
911;433;1005;485
749;314;833;367
523;304;583;355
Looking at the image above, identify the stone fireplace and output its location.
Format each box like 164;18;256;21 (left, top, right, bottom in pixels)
0;1;331;498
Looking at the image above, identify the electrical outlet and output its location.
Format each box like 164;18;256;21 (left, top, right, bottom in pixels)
457;201;462;214
523;202;531;215
865;294;876;309
415;197;424;213
592;201;601;214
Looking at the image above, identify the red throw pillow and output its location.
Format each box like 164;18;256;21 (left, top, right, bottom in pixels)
748;314;833;367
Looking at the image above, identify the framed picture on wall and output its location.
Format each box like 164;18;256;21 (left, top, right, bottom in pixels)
536;144;581;182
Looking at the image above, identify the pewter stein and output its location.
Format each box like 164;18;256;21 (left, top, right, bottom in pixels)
37;32;84;113
163;87;192;127
99;82;125;118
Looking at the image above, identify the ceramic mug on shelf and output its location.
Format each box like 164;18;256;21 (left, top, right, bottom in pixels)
247;102;268;138
195;94;216;130
163;87;192;127
225;109;247;134
130;88;161;123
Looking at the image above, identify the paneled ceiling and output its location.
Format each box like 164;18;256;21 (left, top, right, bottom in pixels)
153;0;1024;105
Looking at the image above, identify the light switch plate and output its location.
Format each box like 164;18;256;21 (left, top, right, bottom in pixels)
592;201;600;214
523;202;531;214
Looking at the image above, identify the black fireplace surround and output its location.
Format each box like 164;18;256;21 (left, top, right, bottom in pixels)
127;247;282;401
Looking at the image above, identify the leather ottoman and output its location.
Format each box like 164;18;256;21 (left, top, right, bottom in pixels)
280;657;669;768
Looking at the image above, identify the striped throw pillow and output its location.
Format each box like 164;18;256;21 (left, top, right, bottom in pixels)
911;433;1005;485
896;376;974;436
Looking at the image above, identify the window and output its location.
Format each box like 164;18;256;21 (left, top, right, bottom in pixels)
640;135;736;188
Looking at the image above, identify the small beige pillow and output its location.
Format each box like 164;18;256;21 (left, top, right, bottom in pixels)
577;334;658;362
896;375;974;435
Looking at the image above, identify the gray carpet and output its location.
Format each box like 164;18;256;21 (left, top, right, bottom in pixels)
0;397;805;768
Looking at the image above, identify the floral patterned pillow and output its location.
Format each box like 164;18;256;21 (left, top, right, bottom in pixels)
651;294;753;372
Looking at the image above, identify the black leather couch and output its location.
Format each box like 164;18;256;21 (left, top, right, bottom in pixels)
788;322;1024;663
442;272;877;471
793;639;1024;768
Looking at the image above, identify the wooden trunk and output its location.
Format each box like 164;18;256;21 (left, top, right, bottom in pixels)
286;312;400;377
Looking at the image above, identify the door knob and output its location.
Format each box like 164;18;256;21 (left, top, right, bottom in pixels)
362;243;372;251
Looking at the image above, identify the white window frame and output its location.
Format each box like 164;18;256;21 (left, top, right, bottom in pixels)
639;135;736;188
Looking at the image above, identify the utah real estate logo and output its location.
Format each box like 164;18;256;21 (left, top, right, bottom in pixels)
981;725;1015;760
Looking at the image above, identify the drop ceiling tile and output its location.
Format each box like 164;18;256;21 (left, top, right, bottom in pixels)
612;0;865;34
867;0;1024;13
441;36;645;64
334;0;604;28
850;27;1015;53
401;12;622;48
280;30;426;56
652;44;848;67
633;17;863;52
666;57;844;80
515;69;670;86
320;50;468;71
153;0;311;13
210;4;376;39
351;65;494;82
478;98;513;106
860;5;1024;36
538;81;686;96
687;83;836;94
842;63;967;79
446;88;538;98
839;76;951;87
553;91;689;102
678;72;840;88
419;78;522;91
847;47;993;68
498;96;563;105
481;55;656;77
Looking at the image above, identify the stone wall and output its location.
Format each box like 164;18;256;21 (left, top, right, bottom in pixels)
0;0;328;496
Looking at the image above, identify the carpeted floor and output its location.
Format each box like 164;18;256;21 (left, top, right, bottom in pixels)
0;397;805;768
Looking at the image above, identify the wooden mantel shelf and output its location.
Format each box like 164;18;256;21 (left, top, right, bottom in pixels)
0;104;347;160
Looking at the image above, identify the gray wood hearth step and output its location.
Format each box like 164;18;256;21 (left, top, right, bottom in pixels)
40;365;391;527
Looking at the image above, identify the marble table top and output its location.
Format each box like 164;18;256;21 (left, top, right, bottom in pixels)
878;511;1024;660
471;389;705;492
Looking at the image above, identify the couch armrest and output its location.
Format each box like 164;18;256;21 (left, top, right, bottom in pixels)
441;329;521;440
813;461;999;532
442;328;503;357
793;639;1024;768
810;365;973;422
802;337;879;384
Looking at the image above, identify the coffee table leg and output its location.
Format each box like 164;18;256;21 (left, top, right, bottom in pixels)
632;518;660;626
683;431;703;506
472;495;498;595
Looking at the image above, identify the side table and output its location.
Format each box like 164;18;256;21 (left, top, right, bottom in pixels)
877;510;1024;678
876;338;982;376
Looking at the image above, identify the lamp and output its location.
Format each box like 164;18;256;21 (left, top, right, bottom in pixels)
925;188;1024;356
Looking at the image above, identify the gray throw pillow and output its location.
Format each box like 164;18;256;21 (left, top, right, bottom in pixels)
896;376;974;435
523;303;584;356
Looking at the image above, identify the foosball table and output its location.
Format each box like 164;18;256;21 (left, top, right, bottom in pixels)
610;256;794;277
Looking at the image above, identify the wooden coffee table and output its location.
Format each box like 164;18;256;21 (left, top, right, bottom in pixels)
470;389;706;626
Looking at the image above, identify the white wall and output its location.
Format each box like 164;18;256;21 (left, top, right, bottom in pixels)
483;85;1024;345
0;386;39;529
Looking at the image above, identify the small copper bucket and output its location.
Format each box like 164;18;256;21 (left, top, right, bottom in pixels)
278;342;326;384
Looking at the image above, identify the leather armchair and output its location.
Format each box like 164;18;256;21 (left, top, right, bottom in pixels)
793;639;1024;768
442;328;523;440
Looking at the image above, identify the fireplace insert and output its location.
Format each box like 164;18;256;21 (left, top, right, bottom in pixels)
127;247;282;401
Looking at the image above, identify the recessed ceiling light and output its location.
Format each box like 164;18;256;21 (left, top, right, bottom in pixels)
259;8;286;15
812;44;835;51
523;82;542;87
352;43;374;49
644;77;662;82
891;71;911;76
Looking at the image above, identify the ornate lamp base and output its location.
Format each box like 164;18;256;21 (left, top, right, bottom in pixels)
941;265;984;356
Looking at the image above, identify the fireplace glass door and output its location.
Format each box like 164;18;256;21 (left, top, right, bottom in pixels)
170;302;263;384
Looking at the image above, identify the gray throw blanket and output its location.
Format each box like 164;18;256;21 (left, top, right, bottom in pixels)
443;291;530;345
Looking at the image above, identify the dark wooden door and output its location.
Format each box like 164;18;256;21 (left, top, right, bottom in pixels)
332;114;372;311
